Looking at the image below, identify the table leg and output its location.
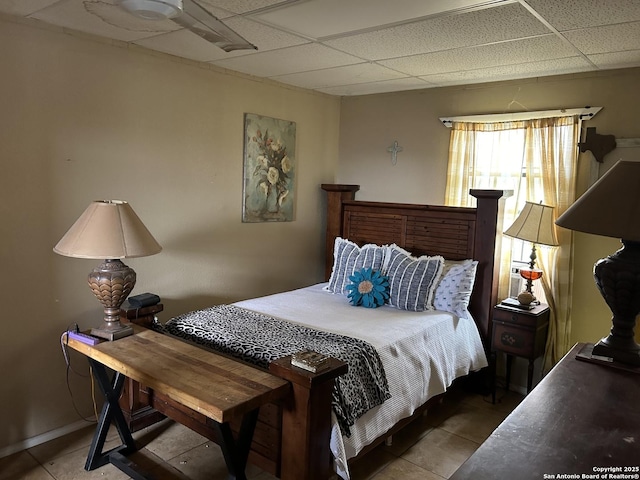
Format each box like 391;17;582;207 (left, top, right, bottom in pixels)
212;409;259;480
527;359;534;394
85;359;151;480
505;355;513;391
490;351;497;404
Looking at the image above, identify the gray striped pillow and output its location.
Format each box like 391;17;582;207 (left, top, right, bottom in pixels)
385;246;444;312
327;237;386;295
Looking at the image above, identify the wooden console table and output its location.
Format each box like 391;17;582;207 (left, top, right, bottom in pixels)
65;327;290;480
451;342;640;479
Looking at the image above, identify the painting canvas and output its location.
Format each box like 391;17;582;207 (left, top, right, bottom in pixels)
242;113;297;222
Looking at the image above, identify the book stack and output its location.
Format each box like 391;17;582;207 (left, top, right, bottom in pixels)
500;297;537;310
291;350;330;373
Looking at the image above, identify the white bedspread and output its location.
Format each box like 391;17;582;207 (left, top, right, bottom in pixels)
234;283;488;480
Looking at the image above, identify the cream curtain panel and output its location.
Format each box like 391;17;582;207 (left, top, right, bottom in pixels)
445;116;580;368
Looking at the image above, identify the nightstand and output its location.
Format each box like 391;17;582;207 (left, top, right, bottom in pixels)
492;302;550;401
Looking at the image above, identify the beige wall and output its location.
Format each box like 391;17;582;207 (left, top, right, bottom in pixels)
3;12;640;455
338;68;640;350
0;18;340;453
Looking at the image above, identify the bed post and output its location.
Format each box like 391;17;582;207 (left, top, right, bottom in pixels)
469;189;509;348
269;357;348;480
321;184;360;280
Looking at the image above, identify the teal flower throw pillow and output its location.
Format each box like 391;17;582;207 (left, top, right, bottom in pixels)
346;268;390;308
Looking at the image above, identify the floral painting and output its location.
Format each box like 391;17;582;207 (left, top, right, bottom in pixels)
242;113;296;222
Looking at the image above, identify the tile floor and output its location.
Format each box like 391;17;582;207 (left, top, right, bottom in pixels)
0;386;522;480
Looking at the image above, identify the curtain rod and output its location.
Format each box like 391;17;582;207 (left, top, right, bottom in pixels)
440;106;602;128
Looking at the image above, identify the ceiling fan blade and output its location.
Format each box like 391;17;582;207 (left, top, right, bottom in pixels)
175;0;257;52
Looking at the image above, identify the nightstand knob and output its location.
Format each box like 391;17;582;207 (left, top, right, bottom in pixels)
511;314;518;322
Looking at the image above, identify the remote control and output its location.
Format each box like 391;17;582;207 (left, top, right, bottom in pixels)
68;330;99;346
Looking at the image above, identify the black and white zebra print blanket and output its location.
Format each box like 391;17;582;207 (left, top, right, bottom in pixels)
157;304;391;436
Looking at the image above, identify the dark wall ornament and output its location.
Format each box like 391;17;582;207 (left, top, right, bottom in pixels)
578;127;616;163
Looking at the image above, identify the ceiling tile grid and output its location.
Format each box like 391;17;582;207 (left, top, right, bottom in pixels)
2;0;640;95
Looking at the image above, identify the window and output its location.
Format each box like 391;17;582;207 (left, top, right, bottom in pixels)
444;113;586;365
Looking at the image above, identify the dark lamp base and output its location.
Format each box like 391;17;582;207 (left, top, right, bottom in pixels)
592;239;640;367
91;323;134;341
576;343;640;374
592;338;640;367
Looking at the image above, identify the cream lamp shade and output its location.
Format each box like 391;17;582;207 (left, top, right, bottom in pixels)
503;201;558;305
54;200;161;340
555;160;640;366
504;201;559;247
54;200;161;259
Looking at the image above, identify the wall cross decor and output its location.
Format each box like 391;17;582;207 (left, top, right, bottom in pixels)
387;141;403;165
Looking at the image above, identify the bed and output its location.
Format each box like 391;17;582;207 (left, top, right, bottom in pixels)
121;184;507;480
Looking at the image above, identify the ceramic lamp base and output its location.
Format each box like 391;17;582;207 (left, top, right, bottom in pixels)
87;259;137;341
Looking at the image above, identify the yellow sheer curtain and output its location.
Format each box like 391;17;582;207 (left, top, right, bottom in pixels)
445;116;580;368
523;116;580;368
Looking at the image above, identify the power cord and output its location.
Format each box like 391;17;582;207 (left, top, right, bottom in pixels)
60;324;98;423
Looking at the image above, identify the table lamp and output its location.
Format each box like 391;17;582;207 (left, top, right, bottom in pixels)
54;200;162;340
556;160;640;366
504;201;559;305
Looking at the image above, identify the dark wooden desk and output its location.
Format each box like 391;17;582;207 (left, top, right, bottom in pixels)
451;343;640;480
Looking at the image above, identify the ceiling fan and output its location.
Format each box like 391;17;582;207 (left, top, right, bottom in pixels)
118;0;257;52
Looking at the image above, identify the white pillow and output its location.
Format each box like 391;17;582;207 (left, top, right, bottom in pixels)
385;245;444;312
433;259;479;318
327;237;386;295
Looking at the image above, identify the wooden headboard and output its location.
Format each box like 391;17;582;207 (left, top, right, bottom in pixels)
321;184;507;349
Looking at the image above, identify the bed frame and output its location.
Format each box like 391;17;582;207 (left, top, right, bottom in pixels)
120;184;506;480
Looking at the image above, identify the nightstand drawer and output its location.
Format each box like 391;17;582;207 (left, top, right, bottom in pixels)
494;307;544;328
492;321;547;358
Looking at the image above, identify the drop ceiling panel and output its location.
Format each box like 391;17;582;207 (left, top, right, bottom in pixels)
379;35;577;76
563;22;640;55
4;0;640;96
134;29;231;62
210;43;362;77
588;50;640;69
198;0;290;15
140;15;310;62
272;63;408;89
317;77;435;96
524;0;640;30
0;0;59;16
252;0;500;39
30;0;179;42
223;16;310;53
421;56;594;86
324;3;552;61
